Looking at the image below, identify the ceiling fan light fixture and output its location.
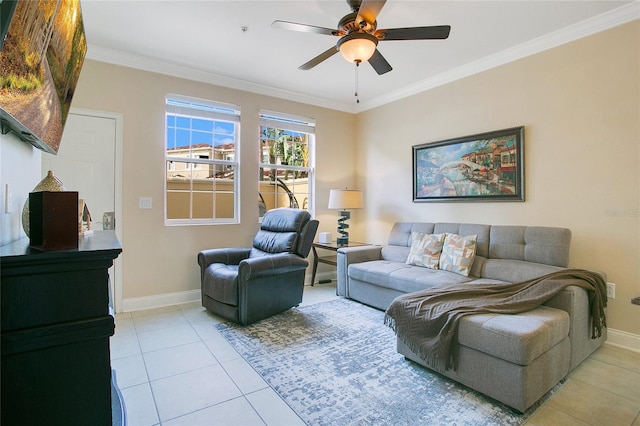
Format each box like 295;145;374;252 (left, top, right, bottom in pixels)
337;32;378;63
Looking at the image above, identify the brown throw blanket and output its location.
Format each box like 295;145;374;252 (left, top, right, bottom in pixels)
384;269;607;371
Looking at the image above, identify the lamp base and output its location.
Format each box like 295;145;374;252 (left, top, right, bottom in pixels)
336;210;350;246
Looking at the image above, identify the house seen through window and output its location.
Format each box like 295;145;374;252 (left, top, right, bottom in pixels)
259;111;315;218
165;95;240;225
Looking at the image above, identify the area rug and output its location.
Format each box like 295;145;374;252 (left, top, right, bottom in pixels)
216;298;558;426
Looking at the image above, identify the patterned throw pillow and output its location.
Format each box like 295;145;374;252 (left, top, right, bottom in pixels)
439;233;478;276
406;232;446;269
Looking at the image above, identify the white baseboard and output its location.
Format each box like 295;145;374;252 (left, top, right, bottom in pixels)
121;289;200;313
606;328;640;353
120;272;338;313
310;271;337;285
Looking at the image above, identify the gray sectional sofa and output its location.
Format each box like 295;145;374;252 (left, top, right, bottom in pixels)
336;222;606;412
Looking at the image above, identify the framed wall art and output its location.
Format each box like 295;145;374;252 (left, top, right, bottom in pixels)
413;126;524;202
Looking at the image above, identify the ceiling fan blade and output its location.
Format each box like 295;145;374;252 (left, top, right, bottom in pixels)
356;0;387;25
272;20;339;36
376;25;451;41
299;46;339;70
368;49;392;75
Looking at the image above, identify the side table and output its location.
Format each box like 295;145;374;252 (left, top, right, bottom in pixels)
311;241;369;285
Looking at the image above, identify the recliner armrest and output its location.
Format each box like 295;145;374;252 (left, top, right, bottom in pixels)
197;248;251;269
239;253;309;280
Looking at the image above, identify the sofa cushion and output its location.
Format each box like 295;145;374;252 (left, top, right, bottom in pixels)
439;234;477;276
489;226;571;267
480;259;565;282
469;255;487;278
434;223;490;258
406;232;446;269
382;245;411;263
348;261;472;294
387;222;436;246
466;277;510;285
457;305;570;365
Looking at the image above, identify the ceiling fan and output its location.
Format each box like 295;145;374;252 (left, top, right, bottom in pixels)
272;0;451;75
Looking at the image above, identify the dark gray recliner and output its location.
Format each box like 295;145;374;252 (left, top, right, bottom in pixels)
197;208;319;325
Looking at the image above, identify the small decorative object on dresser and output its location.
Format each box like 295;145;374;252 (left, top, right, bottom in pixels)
78;199;93;236
103;211;116;230
28;191;79;251
21;170;65;237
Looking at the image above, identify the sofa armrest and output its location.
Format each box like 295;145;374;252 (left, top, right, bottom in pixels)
336;245;383;297
239;253;309;280
543;283;607;371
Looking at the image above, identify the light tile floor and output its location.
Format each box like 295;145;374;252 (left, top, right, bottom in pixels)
111;283;640;426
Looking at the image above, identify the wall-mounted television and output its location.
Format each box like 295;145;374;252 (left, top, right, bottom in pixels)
0;0;87;154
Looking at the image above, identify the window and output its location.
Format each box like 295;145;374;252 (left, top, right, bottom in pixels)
165;95;240;225
259;111;315;218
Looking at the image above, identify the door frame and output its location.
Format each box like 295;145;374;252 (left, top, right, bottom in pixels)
68;107;124;312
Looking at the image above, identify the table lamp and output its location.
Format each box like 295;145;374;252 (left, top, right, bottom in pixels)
328;189;363;245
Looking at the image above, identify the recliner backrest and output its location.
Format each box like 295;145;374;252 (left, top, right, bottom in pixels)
296;218;319;258
251;208;314;257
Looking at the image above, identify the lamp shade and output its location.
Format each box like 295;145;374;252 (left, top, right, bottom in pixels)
328;189;364;209
337;33;378;63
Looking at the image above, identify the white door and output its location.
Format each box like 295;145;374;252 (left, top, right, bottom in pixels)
41;109;123;310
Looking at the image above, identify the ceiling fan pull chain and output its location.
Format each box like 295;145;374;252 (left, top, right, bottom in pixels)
355;61;360;104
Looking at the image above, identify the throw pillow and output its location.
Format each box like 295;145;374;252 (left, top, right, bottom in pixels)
439;233;478;276
406;232;446;269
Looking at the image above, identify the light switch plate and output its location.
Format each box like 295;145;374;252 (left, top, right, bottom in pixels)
139;197;152;209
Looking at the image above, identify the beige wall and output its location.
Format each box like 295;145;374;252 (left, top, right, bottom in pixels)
3;20;637;337
355;22;640;335
72;61;355;300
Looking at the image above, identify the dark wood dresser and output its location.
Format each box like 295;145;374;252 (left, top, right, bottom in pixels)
1;231;122;425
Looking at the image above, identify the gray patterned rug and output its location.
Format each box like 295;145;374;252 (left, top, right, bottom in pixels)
216;298;556;426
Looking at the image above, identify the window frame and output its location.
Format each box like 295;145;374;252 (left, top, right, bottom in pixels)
165;94;241;226
259;110;315;219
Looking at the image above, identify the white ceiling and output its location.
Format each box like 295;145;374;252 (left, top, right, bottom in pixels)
81;0;638;113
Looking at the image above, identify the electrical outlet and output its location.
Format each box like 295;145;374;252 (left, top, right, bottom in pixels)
606;282;615;299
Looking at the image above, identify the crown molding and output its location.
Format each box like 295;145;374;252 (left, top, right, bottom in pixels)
357;2;640;112
85;45;357;114
86;3;638;115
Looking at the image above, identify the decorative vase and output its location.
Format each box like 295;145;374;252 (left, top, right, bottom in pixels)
22;170;66;237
